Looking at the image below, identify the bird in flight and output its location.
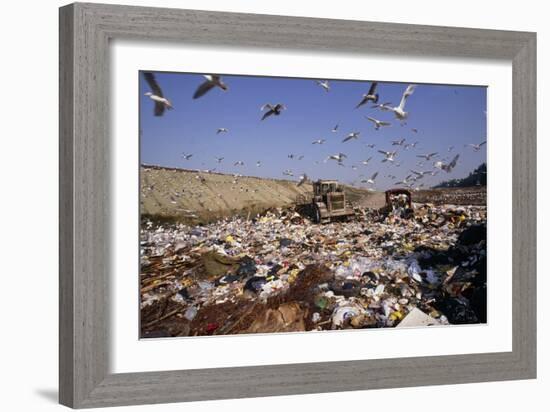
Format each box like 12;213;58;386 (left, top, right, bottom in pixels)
365;172;378;185
316;80;330;92
394;176;412;186
297;173;309;186
383;84;417;120
417;152;438;161
331;124;339;133
216;128;229;134
366;143;376;149
326;153;347;163
342;131;360;143
361;157;372;165
193;74;228;99
143;72;173;116
355;82;379;108
468;140;487;151
378;150;398;163
282;169;294;177
312;138;326;145
434;154;460;173
260;103;286;120
410;170;429;179
366;116;391;130
181;153;193;160
392;138;406;146
234;160;245;166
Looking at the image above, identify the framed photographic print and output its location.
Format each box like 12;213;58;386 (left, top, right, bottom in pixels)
59;2;536;408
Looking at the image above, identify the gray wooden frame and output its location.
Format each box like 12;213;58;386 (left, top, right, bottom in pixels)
59;2;536;408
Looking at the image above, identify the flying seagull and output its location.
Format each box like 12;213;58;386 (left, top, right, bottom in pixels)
234;160;244;166
316;80;330;92
312;138;326;145
366;172;378;185
366;116;391;130
434;154;460;173
331;124;339;133
386;84;417;120
261;103;286;120
411;128;418;133
342;131;360;143
361;157;373;165
143;72;173;116
417;152;438;161
256;161;262;167
394;177;411;186
216;127;229;134
392;138;406;146
181;153;193;160
468;140;487;151
378;150;397;163
283;169;294;177
355;82;379;109
404;141;419;150
326;153;347;163
410;169;429;177
214;156;224;163
193;74;228;99
366;143;376;149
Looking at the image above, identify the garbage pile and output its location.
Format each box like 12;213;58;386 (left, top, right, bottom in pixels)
140;203;486;338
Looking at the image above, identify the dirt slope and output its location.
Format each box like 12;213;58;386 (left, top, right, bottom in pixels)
141;165;317;224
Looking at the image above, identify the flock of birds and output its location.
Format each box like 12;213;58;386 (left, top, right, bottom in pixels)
143;72;486;191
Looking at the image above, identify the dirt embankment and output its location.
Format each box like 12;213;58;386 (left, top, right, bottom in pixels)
141;165;317;224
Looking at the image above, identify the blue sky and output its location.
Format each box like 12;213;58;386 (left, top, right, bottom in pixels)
139;72;486;190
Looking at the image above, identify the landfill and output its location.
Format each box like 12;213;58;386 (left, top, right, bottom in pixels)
140;202;487;338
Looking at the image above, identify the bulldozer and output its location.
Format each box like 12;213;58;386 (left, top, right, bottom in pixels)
296;179;355;223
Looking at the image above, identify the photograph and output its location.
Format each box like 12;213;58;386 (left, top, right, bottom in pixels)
139;71;487;338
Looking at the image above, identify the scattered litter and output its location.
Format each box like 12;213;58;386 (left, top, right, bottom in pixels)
140;203;486;337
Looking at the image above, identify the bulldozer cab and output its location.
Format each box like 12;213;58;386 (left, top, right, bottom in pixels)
313;180;342;196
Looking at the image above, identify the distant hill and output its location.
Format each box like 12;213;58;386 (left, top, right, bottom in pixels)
434;163;487;188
